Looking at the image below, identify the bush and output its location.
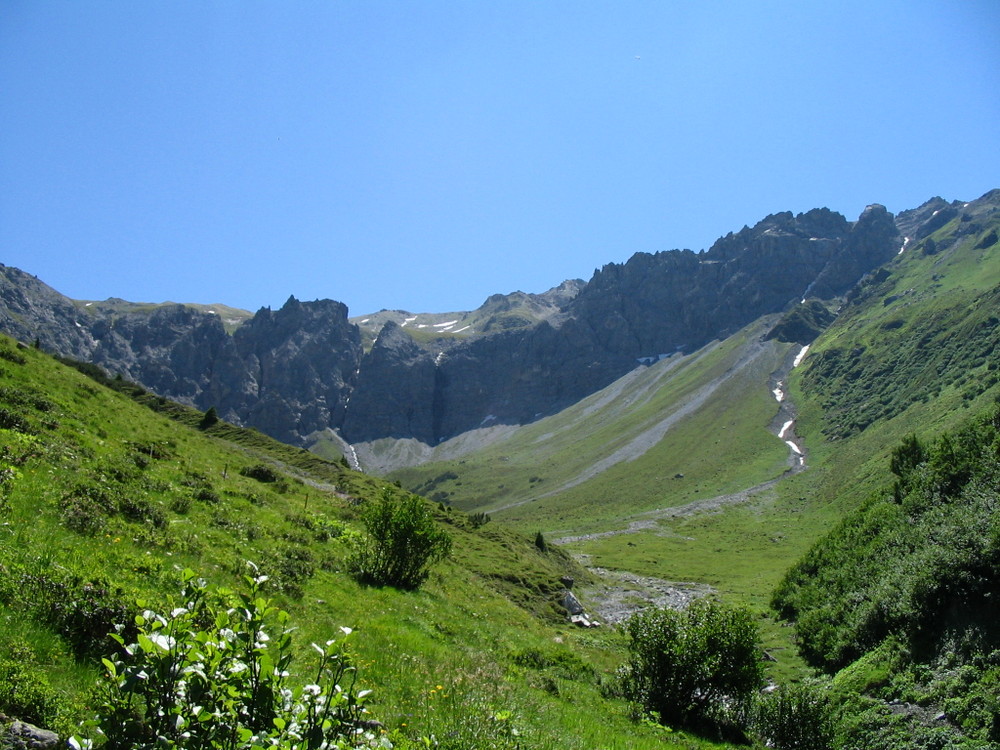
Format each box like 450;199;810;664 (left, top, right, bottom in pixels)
349;487;452;590
239;463;280;483
621;598;765;733
199;406;220;429
752;681;836;749
0;642;70;731
72;568;374;750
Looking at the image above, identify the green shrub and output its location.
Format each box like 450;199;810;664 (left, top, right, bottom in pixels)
8;569;137;661
71;568;373;750
0;642;70;730
348;487;452;590
620;598;765;733
752;681;836;750
239;463;281;483
198;406;220;429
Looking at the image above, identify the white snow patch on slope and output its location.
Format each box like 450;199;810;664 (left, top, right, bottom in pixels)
785;440;802;455
793;345;810;368
779;420;794;439
433;320;458;328
400;316;417;327
452;325;471;333
772;381;785;402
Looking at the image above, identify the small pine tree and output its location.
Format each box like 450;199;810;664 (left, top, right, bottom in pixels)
535;531;547;552
199;406;219;429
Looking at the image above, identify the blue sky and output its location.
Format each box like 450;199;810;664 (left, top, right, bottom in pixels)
2;2;998;316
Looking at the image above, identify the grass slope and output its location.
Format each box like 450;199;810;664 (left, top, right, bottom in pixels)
0;337;738;749
386;198;1000;691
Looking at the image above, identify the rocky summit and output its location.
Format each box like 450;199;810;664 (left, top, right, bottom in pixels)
4;193;993;454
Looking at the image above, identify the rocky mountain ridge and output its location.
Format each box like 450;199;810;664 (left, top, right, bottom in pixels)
3;192;993;455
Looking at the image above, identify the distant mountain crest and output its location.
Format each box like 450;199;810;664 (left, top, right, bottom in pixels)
2;189;996;453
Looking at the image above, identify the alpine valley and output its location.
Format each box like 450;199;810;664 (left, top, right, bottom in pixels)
1;189;998;749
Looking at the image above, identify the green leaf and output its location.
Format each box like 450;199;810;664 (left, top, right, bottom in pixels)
101;657;117;678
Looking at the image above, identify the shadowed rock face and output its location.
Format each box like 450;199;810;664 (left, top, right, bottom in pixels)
342;320;438;443
6;195;964;448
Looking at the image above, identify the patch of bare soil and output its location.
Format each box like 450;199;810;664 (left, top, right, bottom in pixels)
577;565;714;624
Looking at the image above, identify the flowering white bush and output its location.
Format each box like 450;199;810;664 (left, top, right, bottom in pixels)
71;566;380;749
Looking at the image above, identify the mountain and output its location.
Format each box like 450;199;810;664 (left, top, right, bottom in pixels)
1;198;911;455
3;187;999;748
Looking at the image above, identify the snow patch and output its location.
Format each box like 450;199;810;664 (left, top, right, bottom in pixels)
400;316;417;327
452;325;471;333
785;440;802;455
206;310;217;314
84;302;93;307
772;381;785;402
434;351;446;366
792;345;810;368
345;442;361;472
417;324;429;328
360;318;369;324
433;320;458;328
779;420;794;439
898;236;910;255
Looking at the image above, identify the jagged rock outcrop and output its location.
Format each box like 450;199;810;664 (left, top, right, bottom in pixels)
343;321;437;442
229;296;362;445
0;265;96;358
0;273;362;447
5;193;990;450
765;301;836;345
566;206;899;360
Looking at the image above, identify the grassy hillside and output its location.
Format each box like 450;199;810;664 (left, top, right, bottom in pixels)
771;407;1000;748
0;336;744;749
788;196;1000;511
386;196;1000;693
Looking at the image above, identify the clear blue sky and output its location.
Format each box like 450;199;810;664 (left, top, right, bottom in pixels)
2;2;998;316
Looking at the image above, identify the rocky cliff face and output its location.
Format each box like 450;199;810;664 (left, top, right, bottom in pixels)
4;195;971;451
229;297;361;445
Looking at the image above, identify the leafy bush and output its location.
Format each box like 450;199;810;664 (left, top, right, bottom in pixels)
72;568;375;750
620;598;765;733
348;487;451;590
5;568;137;661
773;406;1000;669
0;642;71;731
240;463;280;483
752;681;836;750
